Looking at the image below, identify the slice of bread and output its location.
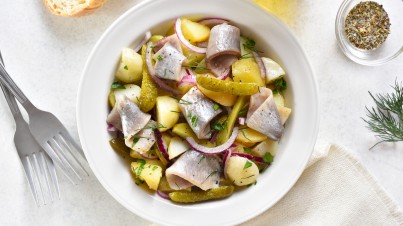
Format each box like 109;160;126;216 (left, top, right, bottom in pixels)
44;0;106;17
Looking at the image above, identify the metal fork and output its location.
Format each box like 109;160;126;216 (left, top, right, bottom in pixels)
0;52;88;183
0;53;59;206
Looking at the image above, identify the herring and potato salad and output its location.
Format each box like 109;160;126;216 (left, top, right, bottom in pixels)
106;17;291;203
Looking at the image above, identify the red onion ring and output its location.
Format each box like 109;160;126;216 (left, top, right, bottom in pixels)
107;124;117;132
177;70;196;87
252;51;266;79
175;18;207;54
154;130;170;164
186;127;238;154
223;148;232;179
198;18;230;27
156;190;171;200
238;117;245;125
209;130;218;143
133;31;151;53
145;42;181;95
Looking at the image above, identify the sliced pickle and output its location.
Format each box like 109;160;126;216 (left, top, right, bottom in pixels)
138;44;158;112
196;74;259;96
169;186;234;203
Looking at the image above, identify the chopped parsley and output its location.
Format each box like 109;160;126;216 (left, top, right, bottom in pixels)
142;123;166;131
243;161;253;169
243;38;256;50
170;110;181;113
191;115;198;127
213;103;220;111
111;81;125;89
157;55;163;61
179;99;193;105
243;147;252;153
211;122;225;131
263;152;274;163
124;65;128;70
272;78;287;94
134;159;146;178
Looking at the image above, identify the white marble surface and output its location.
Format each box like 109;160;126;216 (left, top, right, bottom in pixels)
0;0;402;225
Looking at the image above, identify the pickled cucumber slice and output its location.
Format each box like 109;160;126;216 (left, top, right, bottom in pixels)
138;44;158;112
169;186;234;203
109;138;130;155
216;96;246;145
196;74;259;96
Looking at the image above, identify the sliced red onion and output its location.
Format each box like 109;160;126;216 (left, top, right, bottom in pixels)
209;130;218;143
177;73;196;87
223;148;232;179
231;152;266;164
196;41;208;48
156;190;171;200
107;124;117;132
145;42;181;95
133;31;151;53
198;18;230;27
186;127;238;154
175;18;207;54
154;130;170;163
252;51;266;79
238;117;245;125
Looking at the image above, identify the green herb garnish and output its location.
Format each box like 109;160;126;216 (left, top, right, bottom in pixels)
111;81;125;89
211;122;225;131
213;103;220;111
273;78;287;94
198;156;206;164
135;159;146;178
243;161;252;169
152;165;158;171
124;65;128;70
157;55;164;61
243;38;256;51
179;99;193;105
191;115;198;127
202;170;219;184
363;80;403;149
243;147;252;153
263;152;274;163
241;174;255;179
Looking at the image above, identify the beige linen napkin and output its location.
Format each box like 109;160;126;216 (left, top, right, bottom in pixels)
241;144;403;226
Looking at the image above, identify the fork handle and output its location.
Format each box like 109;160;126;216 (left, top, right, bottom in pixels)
0;57;23;118
0;62;36;111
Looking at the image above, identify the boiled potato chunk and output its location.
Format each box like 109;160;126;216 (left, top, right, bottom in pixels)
262;57;285;84
156;96;180;132
115;48;143;83
252;139;278;157
226;156;259;186
236;126;268;147
232;58;265;86
168;137;190;159
197;83;237;107
278;106;292;125
273;93;285;108
172;123;198;140
181;19;210;43
131;161;162;190
113;84;141;107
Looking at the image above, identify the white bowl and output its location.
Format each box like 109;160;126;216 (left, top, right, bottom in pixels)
77;0;319;225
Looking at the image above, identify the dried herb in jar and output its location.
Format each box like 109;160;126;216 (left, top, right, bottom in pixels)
344;1;391;50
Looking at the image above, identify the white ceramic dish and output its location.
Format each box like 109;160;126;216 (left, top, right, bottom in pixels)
77;0;319;225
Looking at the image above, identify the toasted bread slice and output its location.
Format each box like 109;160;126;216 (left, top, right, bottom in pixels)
45;0;105;17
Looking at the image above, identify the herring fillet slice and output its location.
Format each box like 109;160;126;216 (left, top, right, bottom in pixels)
127;120;157;154
166;150;221;191
117;96;151;140
246;87;283;140
179;87;222;139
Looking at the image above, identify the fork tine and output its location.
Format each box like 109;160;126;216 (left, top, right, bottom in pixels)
31;154;44;205
22;156;39;206
49;139;83;181
43;151;60;200
60;131;87;160
39;151;53;203
56;134;89;176
42;143;77;185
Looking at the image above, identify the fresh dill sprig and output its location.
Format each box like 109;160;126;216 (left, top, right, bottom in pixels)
362;80;403;149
